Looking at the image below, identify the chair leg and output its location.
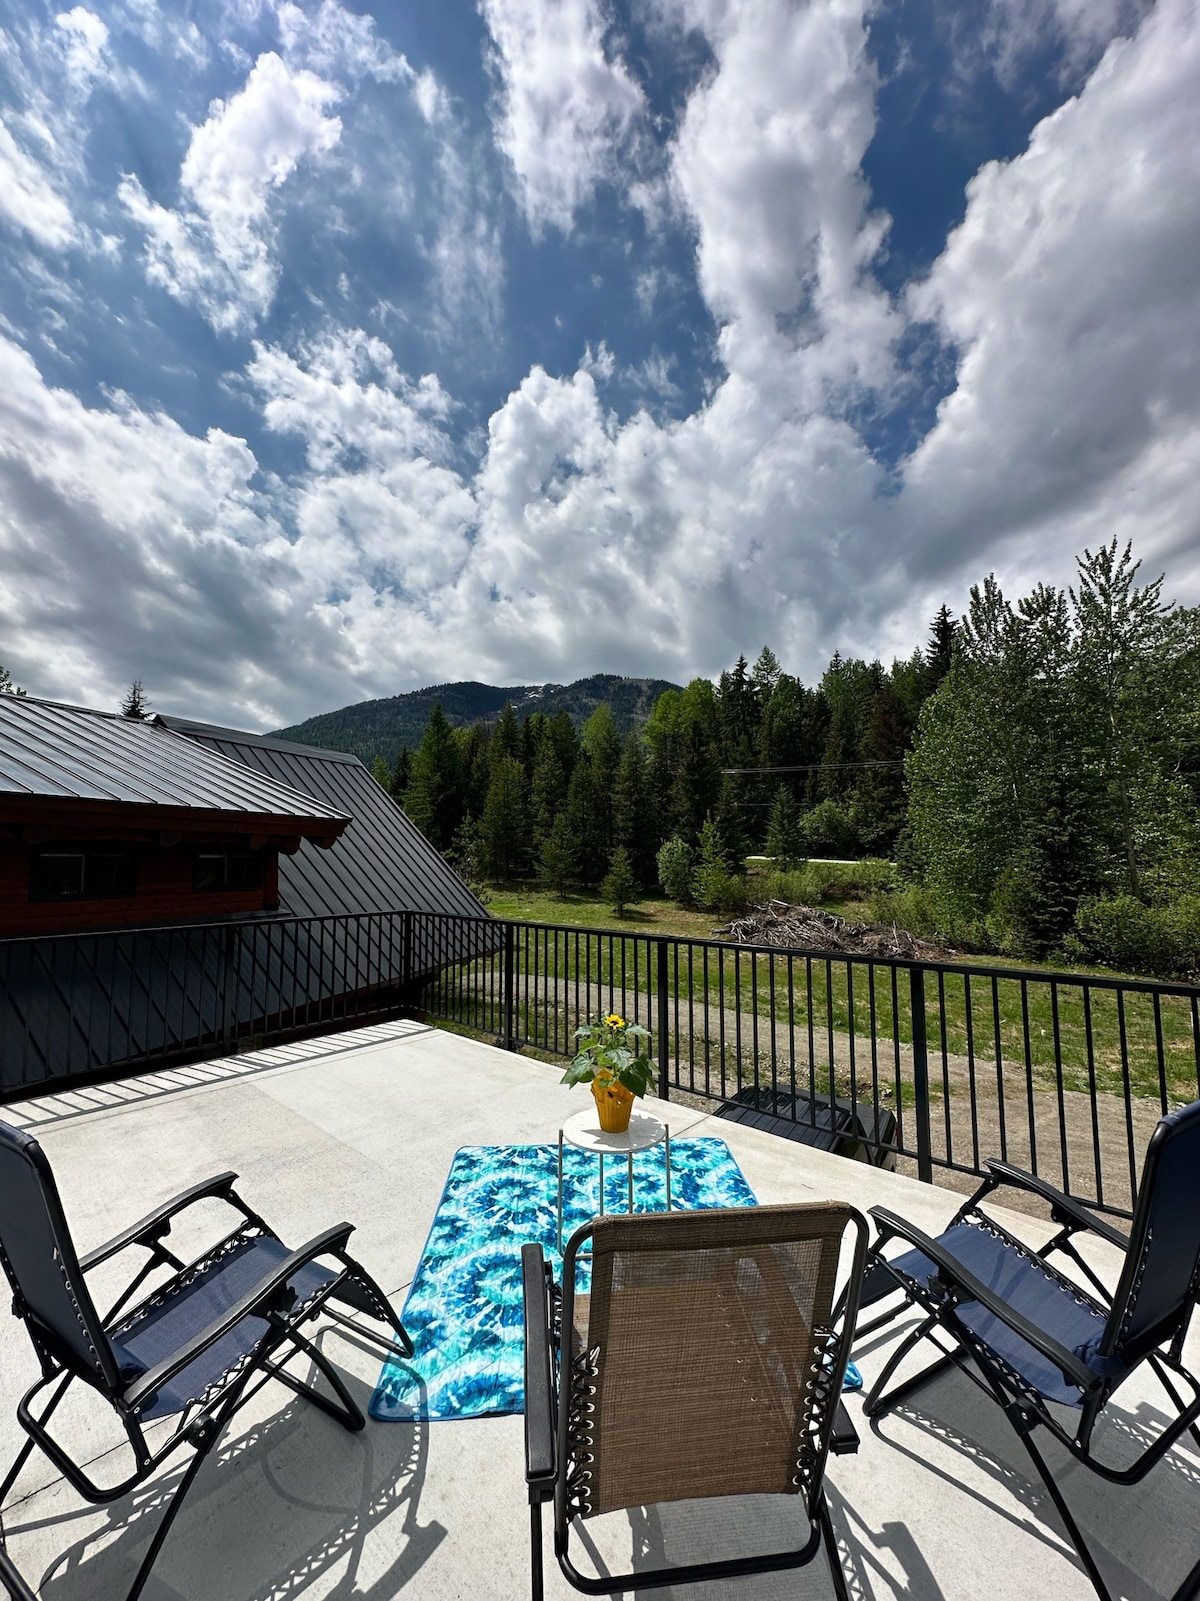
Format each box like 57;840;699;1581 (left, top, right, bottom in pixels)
124;1402;232;1601
273;1322;366;1433
816;1492;852;1601
1008;1410;1117;1601
0;1374;72;1508
862;1310;949;1419
530;1502;544;1601
1146;1353;1200;1458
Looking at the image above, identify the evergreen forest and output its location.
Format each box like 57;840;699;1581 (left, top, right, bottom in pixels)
372;542;1199;980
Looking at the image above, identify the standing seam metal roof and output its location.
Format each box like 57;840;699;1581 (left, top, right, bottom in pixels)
0;698;349;823
163;717;491;921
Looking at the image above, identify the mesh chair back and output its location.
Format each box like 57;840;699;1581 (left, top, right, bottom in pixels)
1103;1098;1200;1367
567;1203;860;1519
0;1121;119;1390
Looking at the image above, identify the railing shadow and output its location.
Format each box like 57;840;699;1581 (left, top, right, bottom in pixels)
4;1019;433;1133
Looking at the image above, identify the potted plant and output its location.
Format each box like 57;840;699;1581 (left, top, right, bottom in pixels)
561;1012;655;1133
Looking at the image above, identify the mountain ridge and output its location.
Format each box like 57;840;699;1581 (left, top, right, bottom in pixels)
272;673;682;766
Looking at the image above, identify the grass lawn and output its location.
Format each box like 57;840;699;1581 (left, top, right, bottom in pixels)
464;873;1200;1105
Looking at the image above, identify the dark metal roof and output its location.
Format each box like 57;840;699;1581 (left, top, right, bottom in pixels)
0;697;348;827
164;717;491;921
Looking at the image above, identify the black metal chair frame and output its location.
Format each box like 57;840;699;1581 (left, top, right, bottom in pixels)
859;1146;1200;1601
523;1206;868;1601
0;1150;412;1601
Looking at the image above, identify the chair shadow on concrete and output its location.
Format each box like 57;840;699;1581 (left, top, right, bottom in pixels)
563;1480;945;1601
861;1340;1200;1601
11;1328;443;1601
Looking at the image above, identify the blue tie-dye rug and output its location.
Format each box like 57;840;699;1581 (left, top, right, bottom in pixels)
369;1137;758;1422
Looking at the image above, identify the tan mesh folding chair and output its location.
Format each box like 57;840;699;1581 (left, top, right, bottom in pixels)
522;1202;869;1598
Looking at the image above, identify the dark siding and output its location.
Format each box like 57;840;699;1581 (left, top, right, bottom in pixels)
164;720;490;922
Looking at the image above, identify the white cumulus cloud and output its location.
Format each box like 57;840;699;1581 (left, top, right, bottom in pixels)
480;0;646;234
900;0;1200;602
0;117;76;248
120;51;343;334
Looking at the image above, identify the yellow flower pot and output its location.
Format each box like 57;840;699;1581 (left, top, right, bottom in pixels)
591;1078;634;1133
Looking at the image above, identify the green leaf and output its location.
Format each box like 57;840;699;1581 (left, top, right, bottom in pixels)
561;1058;596;1087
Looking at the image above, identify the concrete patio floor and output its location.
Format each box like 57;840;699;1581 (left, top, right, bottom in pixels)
0;1019;1197;1601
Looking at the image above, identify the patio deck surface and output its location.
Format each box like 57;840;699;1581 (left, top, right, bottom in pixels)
0;1019;1196;1600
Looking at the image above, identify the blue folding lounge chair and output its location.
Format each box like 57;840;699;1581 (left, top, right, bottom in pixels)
0;1119;412;1601
856;1098;1200;1601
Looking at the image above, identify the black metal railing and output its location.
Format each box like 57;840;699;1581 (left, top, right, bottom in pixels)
2;908;1198;1219
414;911;1200;1220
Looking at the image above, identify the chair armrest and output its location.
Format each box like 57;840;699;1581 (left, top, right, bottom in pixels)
522;1243;556;1501
81;1172;242;1271
869;1206;1096;1393
123;1222;354;1411
983;1162;1129;1252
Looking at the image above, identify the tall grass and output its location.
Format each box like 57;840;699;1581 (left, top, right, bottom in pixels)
755;857;896;907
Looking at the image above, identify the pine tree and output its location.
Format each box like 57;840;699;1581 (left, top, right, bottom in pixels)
671;720;721;841
456;723;491;821
751;646;782;700
537;811;574;896
530;737;568;849
371;756;390;790
601;846;637;916
564;755;606;886
490;702;523;770
479;755;529;880
716;654;760;764
121;680;149;719
0;664;25;696
404;703;462;850
690;814;733;912
612;731;655;884
581;703;622;860
764;785;805;869
925;604;956;688
547;709;579;785
714;772;750;867
389;746;413;802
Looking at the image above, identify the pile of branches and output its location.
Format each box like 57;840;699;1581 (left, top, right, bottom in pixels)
712;901;955;961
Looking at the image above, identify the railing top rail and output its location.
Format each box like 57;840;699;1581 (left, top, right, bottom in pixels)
0;907;500;949
2;904;1196;1001
451;914;1200;1000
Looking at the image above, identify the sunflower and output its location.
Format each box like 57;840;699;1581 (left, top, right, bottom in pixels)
605;1013;626;1029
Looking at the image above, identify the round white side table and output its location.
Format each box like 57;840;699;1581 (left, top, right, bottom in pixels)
556;1106;671;1252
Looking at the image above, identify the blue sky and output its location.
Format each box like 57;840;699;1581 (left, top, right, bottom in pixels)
0;0;1196;729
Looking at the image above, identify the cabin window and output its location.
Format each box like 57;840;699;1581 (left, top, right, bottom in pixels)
193;851;263;893
31;849;138;902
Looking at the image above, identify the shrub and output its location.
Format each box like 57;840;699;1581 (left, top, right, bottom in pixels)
1072;896;1200;979
759;857;896;907
691;815;736;912
656;836;695;904
798;798;861;857
868;884;989;951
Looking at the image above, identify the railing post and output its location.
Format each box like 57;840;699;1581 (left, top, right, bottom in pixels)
656;938;670;1102
909;963;933;1184
502;922;516;1051
402;909;413;1013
